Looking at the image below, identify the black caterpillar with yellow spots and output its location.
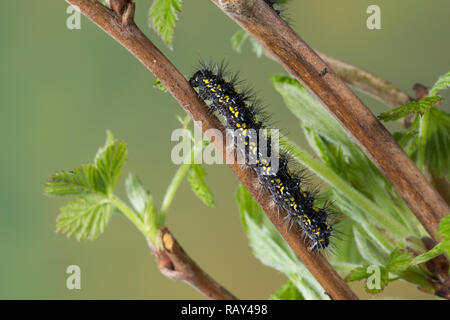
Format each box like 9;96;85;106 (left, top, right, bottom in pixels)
189;63;333;251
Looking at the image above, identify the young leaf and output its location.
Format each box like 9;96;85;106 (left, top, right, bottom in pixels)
95;138;127;195
429;71;450;96
44;164;105;196
437;215;450;256
346;265;389;294
125;173;150;214
149;0;183;49
377;96;443;122
345;266;371;282
236;184;329;300
385;249;413;273
419;108;450;179
56;194;112;241
187;164;215;207
249;37;264;58
270;281;304;300
231;30;249;54
153;78;168;92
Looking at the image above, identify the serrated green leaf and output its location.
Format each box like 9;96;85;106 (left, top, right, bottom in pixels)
377;96;443;122
153;78;168;92
236;184;328;300
231;30;249;54
429;71;450;96
419;108;450;179
95;139;127;195
365;267;390;294
270;281;304;300
44;164;106;196
149;0;183;49
187;164;215;207
346;265;389;294
345;266;371;282
56;194;112;241
393;126;419;155
438;215;450;256
385;249;413;273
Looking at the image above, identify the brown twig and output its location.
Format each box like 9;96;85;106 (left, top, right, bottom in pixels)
64;0;358;300
149;227;237;300
316;51;412;109
212;0;449;240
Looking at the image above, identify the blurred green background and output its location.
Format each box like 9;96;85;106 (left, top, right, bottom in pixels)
1;0;449;299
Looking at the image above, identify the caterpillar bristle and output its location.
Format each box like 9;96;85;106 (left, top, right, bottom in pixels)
189;62;336;252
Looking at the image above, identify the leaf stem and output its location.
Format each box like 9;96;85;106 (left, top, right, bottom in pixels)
160;163;191;224
110;194;150;239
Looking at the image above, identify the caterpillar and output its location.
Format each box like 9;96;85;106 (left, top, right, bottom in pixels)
189;63;333;251
264;0;281;15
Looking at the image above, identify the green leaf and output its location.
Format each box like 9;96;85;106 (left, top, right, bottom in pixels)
270;281;304;300
125;173;151;214
187;164;215;207
45;132;127;196
410;242;444;266
438;215;450;256
377;96;443;122
249;37;264;58
95;137;127;195
56;194;112;241
99;0;110;8
124;173;159;239
44;164;105;196
385;249;413;273
149;0;183;49
429;71;450;96
270;75;350;146
353;227;386;265
346;266;371;282
236;184;329;300
231;30;249;53
419;108;450;179
153;78;168;92
346;265;389;294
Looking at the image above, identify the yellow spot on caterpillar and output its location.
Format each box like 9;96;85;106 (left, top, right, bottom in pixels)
203;79;210;84
234;111;239;117
313;206;319;212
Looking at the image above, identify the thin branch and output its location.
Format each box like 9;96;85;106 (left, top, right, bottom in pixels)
212;0;449;240
112;195;236;300
65;0;358;300
149;227;238;300
315;51;412;109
